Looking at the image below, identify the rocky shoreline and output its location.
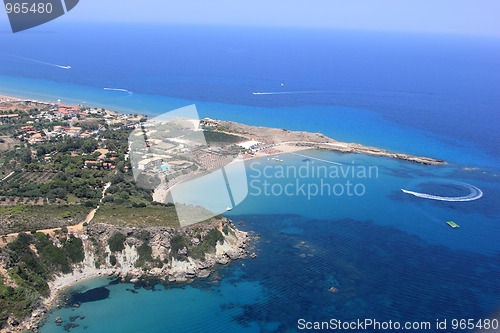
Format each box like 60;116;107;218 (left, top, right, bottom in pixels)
217;120;446;165
3;218;252;333
318;143;446;165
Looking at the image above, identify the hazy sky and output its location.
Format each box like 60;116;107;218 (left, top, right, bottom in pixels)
2;0;500;36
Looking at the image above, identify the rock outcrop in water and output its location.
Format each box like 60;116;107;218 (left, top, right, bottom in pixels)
79;218;250;282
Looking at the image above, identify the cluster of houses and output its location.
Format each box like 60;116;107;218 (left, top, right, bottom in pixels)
19;125;45;144
53;103;86;118
83;149;118;169
11;102;110;144
200;117;218;128
50;126;83;138
18;123;91;144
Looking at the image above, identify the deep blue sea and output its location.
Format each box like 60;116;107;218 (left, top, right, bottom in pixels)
0;23;499;332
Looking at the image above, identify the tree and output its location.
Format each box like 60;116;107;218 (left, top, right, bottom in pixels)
108;233;127;252
21;149;32;164
82;140;98;154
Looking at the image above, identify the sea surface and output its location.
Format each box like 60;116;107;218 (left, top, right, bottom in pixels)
0;23;499;332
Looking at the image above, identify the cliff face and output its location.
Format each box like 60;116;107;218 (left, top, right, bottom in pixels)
50;218;250;287
5;218;250;333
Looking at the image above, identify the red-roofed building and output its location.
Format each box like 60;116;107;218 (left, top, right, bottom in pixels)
84;160;101;169
55;103;71;109
0;114;19;120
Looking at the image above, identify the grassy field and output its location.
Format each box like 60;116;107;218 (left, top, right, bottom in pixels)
0;204;92;235
92;205;181;228
2;171;57;186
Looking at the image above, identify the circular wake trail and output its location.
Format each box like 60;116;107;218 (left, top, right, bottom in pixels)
401;182;483;202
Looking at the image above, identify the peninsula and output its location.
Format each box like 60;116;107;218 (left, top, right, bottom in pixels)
0;94;444;332
208;119;446;165
0;96;252;332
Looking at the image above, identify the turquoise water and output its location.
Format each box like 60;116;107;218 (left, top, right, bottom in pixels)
2;73;499;333
1;25;499;332
0;74;497;168
38;151;500;332
2;71;499;333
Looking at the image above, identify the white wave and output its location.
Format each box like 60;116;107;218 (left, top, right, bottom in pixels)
401;182;483;202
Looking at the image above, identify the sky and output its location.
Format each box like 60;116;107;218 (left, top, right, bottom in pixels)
1;0;500;36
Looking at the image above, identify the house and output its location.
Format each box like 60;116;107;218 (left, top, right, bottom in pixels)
28;133;45;144
84;160;101;169
237;140;262;150
0;114;19;120
138;157;163;170
65;127;81;137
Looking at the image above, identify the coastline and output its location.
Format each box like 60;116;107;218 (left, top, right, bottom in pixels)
2;219;253;333
1;92;445;166
0;90;444;332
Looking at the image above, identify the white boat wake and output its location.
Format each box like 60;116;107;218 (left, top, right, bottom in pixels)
401;182;483;202
104;87;133;94
252;90;328;95
3;53;71;69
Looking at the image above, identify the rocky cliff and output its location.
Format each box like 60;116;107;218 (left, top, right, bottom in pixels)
3;217;251;333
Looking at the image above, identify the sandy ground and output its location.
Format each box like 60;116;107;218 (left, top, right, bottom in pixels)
151;143;312;205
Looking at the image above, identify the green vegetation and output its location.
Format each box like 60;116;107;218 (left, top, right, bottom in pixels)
94;205;180;228
135;242;156;269
214;125;247;135
0;101;241;328
107;233;127;252
62;236;85;263
222;225;236;237
170;229;224;261
0;232;84;328
109;254;117;266
0;204;91;235
137;242;152;262
188;229;224;261
0;106;138;210
170;234;189;260
202;130;247;145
